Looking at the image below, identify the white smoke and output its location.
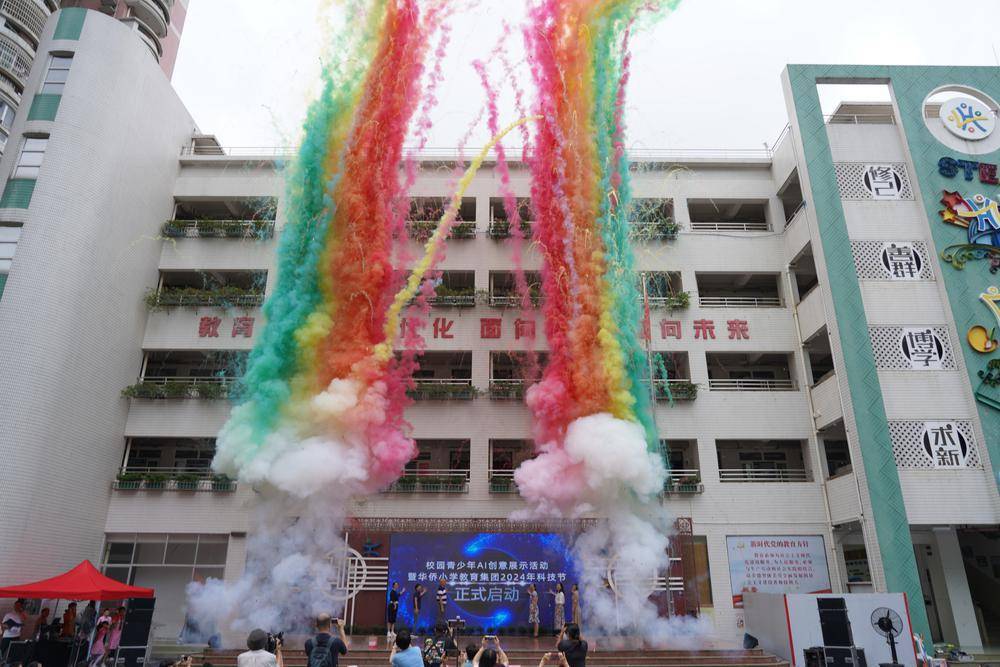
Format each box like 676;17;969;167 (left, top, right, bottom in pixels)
515;413;710;646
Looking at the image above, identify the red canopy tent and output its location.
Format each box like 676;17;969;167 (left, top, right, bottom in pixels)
0;561;154;600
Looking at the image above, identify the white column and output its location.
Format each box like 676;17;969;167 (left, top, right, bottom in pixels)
932;527;983;650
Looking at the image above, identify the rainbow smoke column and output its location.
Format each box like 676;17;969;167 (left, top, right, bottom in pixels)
514;0;701;641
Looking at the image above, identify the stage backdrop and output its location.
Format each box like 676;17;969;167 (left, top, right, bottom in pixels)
388;532;577;630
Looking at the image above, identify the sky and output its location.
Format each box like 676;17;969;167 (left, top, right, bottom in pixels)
171;1;1000;152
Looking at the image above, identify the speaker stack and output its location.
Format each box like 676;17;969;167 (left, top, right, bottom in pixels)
114;598;156;667
805;598;868;667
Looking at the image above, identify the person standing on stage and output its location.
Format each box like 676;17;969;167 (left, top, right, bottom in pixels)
33;607;50;640
61;602;77;638
1;599;26;659
548;584;565;634
527;584;539;638
386;582;400;638
435;578;448;620
571;585;580;626
412;584;425;625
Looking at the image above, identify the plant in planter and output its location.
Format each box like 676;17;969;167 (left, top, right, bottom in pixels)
394;475;418;492
195;381;229;400
665;291;690;310
142;473;168;490
174;473;201;491
162;221;186;237
115;471;144;490
211;474;236;491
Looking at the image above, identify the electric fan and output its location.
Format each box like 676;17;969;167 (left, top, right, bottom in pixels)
871;607;904;666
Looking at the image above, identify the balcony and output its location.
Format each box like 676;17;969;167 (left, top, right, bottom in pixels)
706;352;796;391
688;198;769;232
407;379;477;400
488;197;532;239
146;269;267;311
0;31;32;91
631;220;679;240
651;379;698;401
628;198;676;241
162;219;275;240
489;271;542;308
385;469;469;493
488;470;519;494
641;272;688;310
696;273;783;308
490;439;533;493
489;379;525;400
125;0;170;38
114;468;236;493
717;439;810;483
1;0;48;45
122;376;237;400
407;196;476;239
662;469;703;494
660;440;701;494
407;221;476;241
412;271;476;308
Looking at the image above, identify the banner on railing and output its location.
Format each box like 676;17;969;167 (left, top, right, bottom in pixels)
726;535;830;607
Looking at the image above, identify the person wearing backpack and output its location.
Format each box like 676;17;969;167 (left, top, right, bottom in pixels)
304;614;348;667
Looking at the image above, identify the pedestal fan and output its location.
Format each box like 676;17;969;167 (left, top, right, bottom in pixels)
870;607;904;667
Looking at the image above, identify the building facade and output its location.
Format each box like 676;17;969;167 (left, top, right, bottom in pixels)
0;6;998;650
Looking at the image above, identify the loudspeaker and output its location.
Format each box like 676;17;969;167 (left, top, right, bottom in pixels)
6;640;34;664
803;646;825;667
120;599;155;648
113;646;149;667
818;598;853;647
824;647;867;667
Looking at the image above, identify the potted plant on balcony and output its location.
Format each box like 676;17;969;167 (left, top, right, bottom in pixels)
115;471;144;490
174;473;200;491
394;475;417;492
450;222;476;239
196;219;226;238
490;475;513;493
211;474;235;491
142;472;168;490
195;381;229;400
665;291;690;310
162;220;186;238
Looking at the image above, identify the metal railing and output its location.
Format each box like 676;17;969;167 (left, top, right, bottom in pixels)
662;469;703;494
784;200;807;224
708;378;796;391
630;220;680;240
719;468;809;482
406;221;476;240
385;469;470;493
124;376;238;400
0;32;32;87
426;293;476;307
114;466;236;492
147;290;265;309
489;379;527;400
489;470;519;493
1;0;47;41
650;379;698;401
407;378;477;400
698;296;782;308
824;113;895;125
645;294;690;309
489;293;541;308
180;145;298;158
487;221;533;239
162;219;275;240
689;220;769;232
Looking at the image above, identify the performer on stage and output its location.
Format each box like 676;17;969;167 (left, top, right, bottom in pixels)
435;578;448;621
549;584;565;634
571;585;580;626
387;582;400;638
527;584;539;638
413;584;425;624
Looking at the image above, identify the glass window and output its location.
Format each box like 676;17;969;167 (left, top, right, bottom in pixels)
195;539;228;565
0;102;13;130
105;542;134;565
40;54;72;95
134;542;165;565
13;137;47;179
164;541;197;565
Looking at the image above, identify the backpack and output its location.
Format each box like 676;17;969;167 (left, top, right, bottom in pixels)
309;635;335;667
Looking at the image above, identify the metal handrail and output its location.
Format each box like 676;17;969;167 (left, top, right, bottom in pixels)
138;376;238;385
489;293;541;307
180;146;298;157
698;296;782;308
149;290;265;308
412;378;472;387
664;468;700;480
784;200;807;224
164;219;275;238
386;469;470;493
719;468;809;482
689;220;769;232
824;113;895;125
708;378;796;391
119;466;214;476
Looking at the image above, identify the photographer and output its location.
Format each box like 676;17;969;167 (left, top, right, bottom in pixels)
389;629;422;667
304;614;348;667
537;654;569;667
237;629;283;667
471;635;508;667
555;624;586;667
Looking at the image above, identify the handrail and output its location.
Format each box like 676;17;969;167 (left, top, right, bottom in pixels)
120;466;214;476
489;293;541;308
698;296;782;308
719;468;809;482
163;219;275;240
664;468;700;480
784;200;807;224
180;146;298;157
824;113;895;125
412;378;472;386
148;290;265;308
138;376;237;385
708;378;796;391
689;220;769;232
386;469;470;493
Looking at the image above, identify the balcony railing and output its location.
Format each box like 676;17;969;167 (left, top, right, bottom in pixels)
698;296;782;308
114;467;236;492
144;288;265;310
426;292;477;308
689;221;769;232
122;376;238;400
385;469;470;493
407;221;476;240
651;379;698;401
824;113;896;125
719;468;809;483
630;220;679;240
489;293;542;308
708;378;796;391
407;379;478;400
662;469;703;494
489;379;538;400
644;292;690;310
162;219;275;240
487;221;533;239
489;470;519;494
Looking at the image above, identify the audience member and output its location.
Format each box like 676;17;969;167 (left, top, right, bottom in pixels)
555;624;587;667
2;599;27;659
237;629;283;667
389;629;422;667
304;614;348;667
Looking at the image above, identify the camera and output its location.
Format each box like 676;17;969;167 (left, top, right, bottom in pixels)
266;631;285;653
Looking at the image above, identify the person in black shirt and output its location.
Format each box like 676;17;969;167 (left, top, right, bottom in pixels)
555;624;587;667
304;614;348;667
386;583;400;638
413;584;425;625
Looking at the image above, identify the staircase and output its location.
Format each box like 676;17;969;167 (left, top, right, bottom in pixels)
196;647;789;667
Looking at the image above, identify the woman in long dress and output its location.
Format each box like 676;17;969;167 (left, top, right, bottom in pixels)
527;584;539;638
571;584;581;626
550;583;565;634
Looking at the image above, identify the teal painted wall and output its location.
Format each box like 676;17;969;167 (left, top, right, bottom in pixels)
53;8;85;41
0;179;35;209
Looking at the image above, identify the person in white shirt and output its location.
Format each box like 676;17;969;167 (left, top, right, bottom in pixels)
237;629;284;667
2;599;27;660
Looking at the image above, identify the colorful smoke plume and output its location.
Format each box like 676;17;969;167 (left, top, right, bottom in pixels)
513;0;706;643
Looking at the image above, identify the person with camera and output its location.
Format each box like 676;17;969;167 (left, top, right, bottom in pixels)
554;624;586;667
389;629;422;667
537;653;569;667
237;629;283;667
304;614;348;667
470;635;508;667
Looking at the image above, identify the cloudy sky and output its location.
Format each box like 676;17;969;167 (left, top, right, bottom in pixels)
171;1;1000;151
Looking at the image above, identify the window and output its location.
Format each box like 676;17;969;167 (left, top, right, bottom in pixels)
0;101;14;153
41;55;72;95
13;137;47;179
